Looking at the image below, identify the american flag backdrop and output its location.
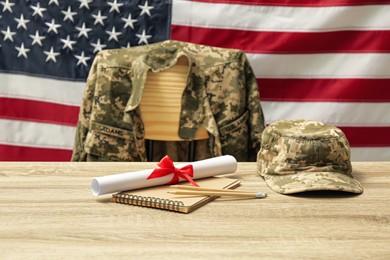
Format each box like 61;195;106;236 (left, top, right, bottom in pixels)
1;0;390;161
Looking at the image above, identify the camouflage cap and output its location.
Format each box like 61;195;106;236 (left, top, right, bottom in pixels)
257;120;363;194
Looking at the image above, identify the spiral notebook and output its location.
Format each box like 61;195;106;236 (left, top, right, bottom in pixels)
111;177;240;213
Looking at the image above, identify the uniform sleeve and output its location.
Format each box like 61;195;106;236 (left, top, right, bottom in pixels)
71;54;100;161
242;52;265;161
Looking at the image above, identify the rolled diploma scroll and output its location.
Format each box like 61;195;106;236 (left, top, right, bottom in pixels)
91;155;237;196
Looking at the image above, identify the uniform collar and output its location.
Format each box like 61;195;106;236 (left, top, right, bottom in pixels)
143;42;184;72
125;41;189;111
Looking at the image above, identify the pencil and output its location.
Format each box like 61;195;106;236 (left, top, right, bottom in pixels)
169;185;267;198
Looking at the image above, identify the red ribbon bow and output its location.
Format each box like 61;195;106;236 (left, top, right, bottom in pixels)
147;155;199;187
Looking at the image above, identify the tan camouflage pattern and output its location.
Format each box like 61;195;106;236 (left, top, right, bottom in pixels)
72;40;265;162
257;120;363;194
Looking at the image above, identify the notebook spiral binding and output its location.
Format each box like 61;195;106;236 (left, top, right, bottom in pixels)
113;193;185;211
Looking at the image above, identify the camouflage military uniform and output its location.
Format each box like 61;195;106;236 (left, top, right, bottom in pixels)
257;120;363;194
72;40;265;162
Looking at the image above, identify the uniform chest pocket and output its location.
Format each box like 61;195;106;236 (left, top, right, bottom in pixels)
84;122;137;161
219;111;249;161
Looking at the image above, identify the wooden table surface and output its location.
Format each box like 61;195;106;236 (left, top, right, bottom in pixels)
1;162;389;259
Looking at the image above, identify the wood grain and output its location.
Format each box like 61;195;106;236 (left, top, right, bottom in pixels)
0;162;389;259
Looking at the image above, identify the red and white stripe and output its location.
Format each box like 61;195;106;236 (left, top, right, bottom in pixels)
171;0;390;161
0;74;83;161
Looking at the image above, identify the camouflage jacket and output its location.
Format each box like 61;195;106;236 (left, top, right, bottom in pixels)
71;40;265;162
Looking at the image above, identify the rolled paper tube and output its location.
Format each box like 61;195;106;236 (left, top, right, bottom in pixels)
91;155;237;196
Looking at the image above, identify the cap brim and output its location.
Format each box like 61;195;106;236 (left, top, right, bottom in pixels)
262;171;364;194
